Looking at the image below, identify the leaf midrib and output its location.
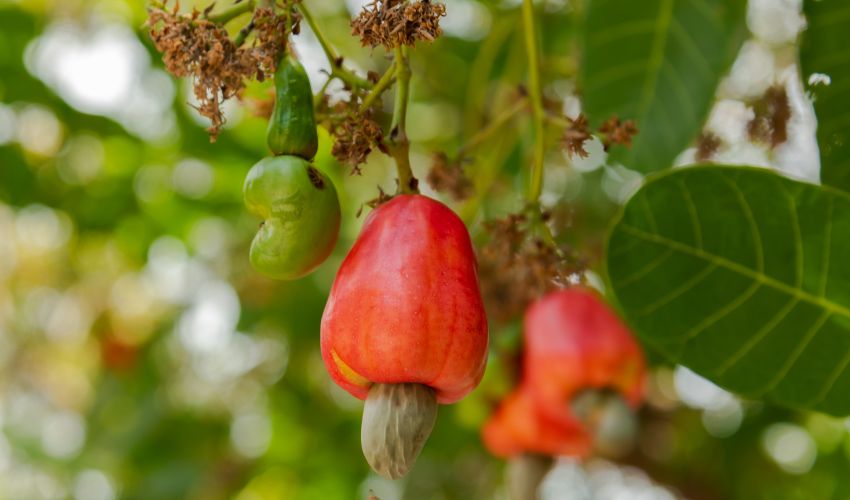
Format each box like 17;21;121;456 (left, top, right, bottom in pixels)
619;224;850;320
634;0;675;133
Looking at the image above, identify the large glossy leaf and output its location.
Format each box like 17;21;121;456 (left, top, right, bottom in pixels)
580;0;746;173
801;0;850;191
606;165;850;415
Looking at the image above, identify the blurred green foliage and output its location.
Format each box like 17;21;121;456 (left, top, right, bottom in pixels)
1;1;850;499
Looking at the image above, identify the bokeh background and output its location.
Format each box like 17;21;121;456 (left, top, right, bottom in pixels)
0;0;847;498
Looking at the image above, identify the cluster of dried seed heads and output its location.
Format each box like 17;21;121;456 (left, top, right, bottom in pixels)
478;211;584;323
147;2;297;140
695;131;723;161
426;152;474;201
748;84;791;148
351;0;446;49
562;114;593;158
317;97;386;173
561;113;638;159
598;115;638;151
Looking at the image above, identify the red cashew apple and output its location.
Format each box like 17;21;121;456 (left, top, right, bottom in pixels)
482;287;646;499
523;287;645;424
321;194;488;479
482;384;591;458
482;385;590;500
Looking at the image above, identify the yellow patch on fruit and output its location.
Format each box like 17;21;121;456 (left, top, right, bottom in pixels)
331;349;370;388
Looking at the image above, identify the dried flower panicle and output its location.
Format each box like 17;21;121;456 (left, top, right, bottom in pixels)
426;152;473;201
147;2;296;140
251;7;301;75
562;114;592;159
317;97;385;173
351;0;446;49
478;211;584;323
598;115;638;151
748;84;791;148
695;131;723;161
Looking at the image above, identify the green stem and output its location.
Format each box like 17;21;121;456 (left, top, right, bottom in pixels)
523;198;567;260
207;0;256;24
299;2;338;61
388;46;418;194
298;2;372;89
544;113;572;129
457;98;527;158
233;18;256;46
521;0;545;203
535;207;561;251
359;65;398;113
313;77;333;108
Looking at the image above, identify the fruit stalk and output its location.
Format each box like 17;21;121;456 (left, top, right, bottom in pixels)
388;46;418;194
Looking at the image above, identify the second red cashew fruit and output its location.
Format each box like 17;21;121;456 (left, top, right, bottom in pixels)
321;195;489;479
483;287;647;499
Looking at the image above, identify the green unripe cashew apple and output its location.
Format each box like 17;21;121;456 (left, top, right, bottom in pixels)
244;156;340;280
267;54;318;159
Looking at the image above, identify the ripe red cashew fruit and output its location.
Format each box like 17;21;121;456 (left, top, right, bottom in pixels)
482;386;590;500
482;287;646;499
522;287;646;426
482;385;591;458
321;194;488;479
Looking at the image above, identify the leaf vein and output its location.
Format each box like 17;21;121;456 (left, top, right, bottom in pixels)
809;337;850;408
757;311;832;398
678;178;703;249
661;62;698;124
617;248;675;288
780;183;804;289
589;19;658;49
635;0;675;133
609;236;642;257
583;60;649;94
820;196;834;297
636;263;718;317
686;0;723;26
682;281;761;341
669;19;713;79
639;194;659;233
618;225;850;320
722;174;765;272
713;296;800;377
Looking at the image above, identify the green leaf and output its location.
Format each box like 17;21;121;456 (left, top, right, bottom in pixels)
606;165;850;415
580;0;746;173
801;0;850;191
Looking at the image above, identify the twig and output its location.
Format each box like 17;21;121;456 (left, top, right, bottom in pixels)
298;2;372;89
359;65;398;113
457;97;528;159
314;77;333;107
206;0;256;24
233;15;256;46
521;0;545;202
